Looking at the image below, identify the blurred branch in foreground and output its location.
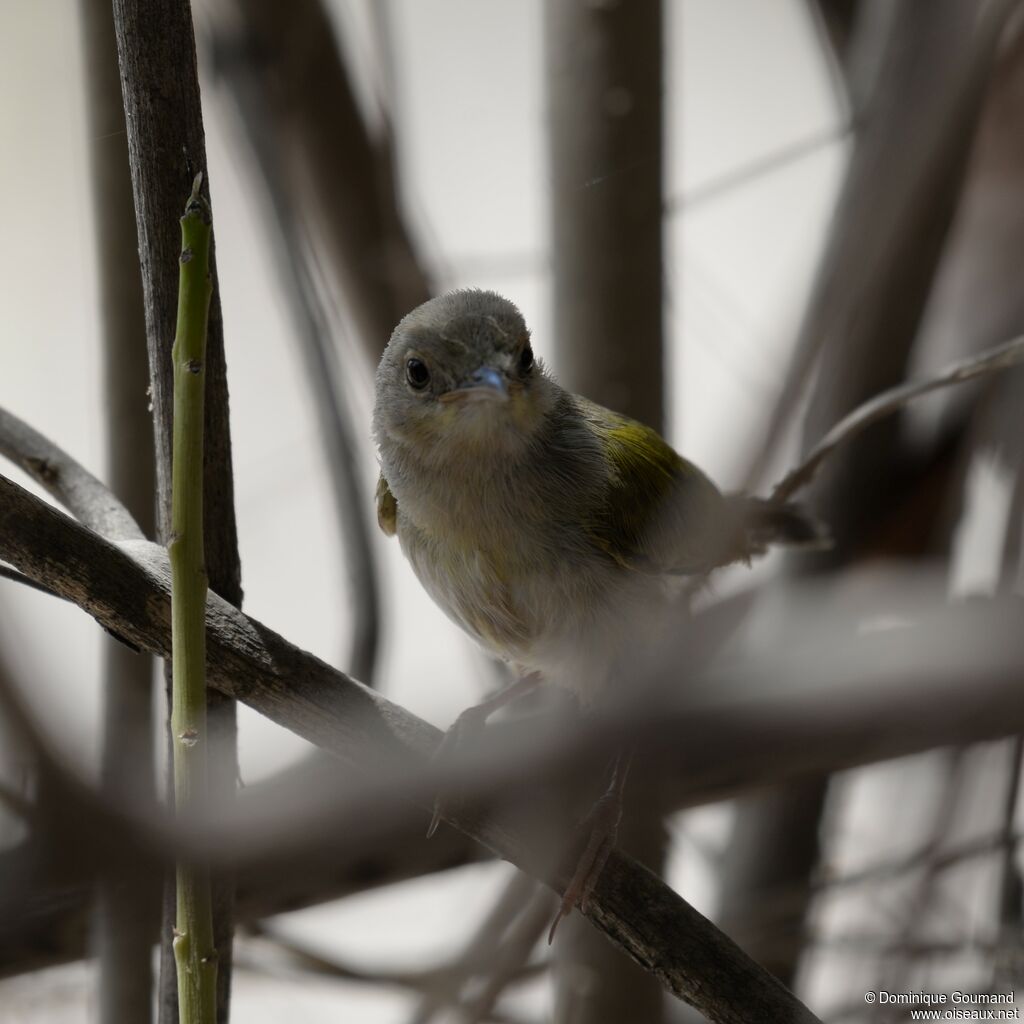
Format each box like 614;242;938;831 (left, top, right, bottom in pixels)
546;0;666;1019
79;0;159;1016
3;499;1022;878
0;790;484;981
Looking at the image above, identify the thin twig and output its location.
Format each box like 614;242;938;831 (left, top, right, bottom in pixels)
407;873;538;1024
242;922;545;998
0;564;62;600
0;407;144;541
459;887;557;1024
771;334;1024;503
815;828;1024;893
745;0;1020;492
666;122;854;214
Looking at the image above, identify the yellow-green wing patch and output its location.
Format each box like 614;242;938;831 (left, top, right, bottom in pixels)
583;406;728;574
376;473;398;537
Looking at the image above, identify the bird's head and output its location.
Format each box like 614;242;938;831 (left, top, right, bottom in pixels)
373;290;557;465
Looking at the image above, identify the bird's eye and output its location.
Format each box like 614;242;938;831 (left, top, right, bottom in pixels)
518;344;534;373
406;357;430;390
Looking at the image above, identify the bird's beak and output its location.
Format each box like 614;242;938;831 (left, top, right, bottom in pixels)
440;366;509;404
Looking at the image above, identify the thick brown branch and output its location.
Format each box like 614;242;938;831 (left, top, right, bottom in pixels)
0;473;821;1024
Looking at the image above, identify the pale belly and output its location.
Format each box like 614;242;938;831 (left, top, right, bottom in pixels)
397;514;677;699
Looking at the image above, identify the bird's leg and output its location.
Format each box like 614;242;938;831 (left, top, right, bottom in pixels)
426;670;542;838
548;747;634;943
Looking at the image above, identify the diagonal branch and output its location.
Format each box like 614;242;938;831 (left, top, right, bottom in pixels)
0;471;822;1024
0;406;144;542
771;333;1024;502
6;468;1024;1013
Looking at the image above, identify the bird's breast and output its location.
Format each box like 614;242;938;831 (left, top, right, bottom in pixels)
396;504;557;659
381;421;667;693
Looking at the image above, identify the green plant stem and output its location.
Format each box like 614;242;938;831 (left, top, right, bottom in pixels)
169;173;217;1024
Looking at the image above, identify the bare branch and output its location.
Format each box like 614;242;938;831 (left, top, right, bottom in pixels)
240;921;545;1010
9;469;1024;1016
771;333;1024;503
746;0;1020;491
547;2;668;1016
458;887;556;1024
3;449;1024;825
407;873;541;1024
0;471;824;1024
0;407;144;542
0;564;62;600
78;0;160;1017
0;808;485;981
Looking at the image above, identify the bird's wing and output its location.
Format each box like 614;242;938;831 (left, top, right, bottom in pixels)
375;473;398;537
578;402;730;575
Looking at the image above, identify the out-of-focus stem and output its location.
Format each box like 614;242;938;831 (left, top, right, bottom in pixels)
78;1;158;1019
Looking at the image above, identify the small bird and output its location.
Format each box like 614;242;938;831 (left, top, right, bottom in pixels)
373;289;821;930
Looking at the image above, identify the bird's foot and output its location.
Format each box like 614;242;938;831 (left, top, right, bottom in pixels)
426;704;488;838
426;672;542;839
548;782;625;943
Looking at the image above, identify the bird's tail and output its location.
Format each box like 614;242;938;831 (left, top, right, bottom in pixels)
727;495;831;556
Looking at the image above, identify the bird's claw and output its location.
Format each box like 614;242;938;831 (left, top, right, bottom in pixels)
426;796;444;839
425;675;543;838
547;789;623;943
424;709;483;838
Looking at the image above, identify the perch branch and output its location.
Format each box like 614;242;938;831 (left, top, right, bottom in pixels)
0;471;822;1024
